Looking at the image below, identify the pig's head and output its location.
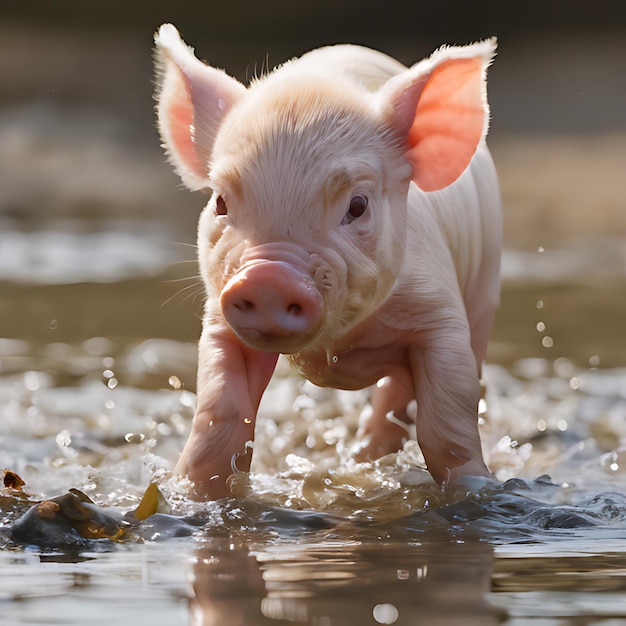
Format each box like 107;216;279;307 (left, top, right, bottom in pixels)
154;25;495;354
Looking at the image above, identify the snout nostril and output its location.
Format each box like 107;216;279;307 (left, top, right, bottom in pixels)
221;261;325;349
234;300;255;312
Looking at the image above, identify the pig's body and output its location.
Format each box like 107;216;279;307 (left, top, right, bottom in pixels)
155;26;501;499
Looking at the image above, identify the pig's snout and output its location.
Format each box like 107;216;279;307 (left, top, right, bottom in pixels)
221;262;324;353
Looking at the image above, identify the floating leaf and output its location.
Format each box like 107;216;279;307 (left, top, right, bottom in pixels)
132;483;161;521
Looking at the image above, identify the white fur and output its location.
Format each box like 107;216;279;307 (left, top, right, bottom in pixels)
154;26;502;498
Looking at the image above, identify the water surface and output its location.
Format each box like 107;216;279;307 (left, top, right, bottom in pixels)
1;222;626;624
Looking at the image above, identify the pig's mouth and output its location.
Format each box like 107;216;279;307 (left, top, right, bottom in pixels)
220;260;326;354
231;327;319;354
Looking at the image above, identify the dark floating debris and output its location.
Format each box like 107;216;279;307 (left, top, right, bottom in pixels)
3;470;26;491
2;473;203;549
8;488;129;548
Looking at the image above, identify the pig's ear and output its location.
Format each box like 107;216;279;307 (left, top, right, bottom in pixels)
378;38;496;192
154;24;247;191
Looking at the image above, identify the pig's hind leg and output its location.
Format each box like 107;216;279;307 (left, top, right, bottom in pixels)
354;373;416;461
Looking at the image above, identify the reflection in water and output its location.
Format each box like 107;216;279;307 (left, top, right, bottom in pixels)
0;543;192;626
490;549;626;622
190;539;499;626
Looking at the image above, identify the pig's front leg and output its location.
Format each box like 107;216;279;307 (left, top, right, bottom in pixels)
409;327;491;486
176;325;278;499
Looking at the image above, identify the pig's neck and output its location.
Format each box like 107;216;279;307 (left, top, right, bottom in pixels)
288;313;413;390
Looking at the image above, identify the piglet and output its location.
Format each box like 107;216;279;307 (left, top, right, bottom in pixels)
154;24;501;499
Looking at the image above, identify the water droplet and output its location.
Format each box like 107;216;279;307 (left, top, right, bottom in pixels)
83;337;111;356
536;300;544;309
285;454;313;472
557;419;568;432
243;418;252;424
102;369;115;379
324;349;333;367
107;378;118;389
142;349;159;370
537;246;545;253
589;354;600;367
125;433;145;444
406;400;417;420
168;375;182;390
332;355;338;363
537;419;547;432
373;603;399;624
103;356;115;368
541;336;554;348
56;430;71;447
553;357;574;378
536;321;546;332
23;371;41;391
105;399;115;410
156;423;172;436
180;390;196;408
569;377;581;390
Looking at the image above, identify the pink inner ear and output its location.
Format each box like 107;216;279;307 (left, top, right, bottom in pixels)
407;57;485;192
160;67;206;182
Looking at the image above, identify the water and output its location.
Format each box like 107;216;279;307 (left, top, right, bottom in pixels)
0;216;625;625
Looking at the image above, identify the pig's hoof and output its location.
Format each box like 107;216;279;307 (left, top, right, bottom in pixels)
443;459;493;487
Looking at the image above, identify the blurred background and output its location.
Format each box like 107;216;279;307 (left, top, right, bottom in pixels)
1;0;625;366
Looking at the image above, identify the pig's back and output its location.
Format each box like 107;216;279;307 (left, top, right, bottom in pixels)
406;143;501;366
282;45;407;91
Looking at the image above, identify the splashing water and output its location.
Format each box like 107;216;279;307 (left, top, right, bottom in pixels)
1;235;626;624
2;334;626;538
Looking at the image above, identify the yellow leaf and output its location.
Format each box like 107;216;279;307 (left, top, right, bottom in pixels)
132;483;161;521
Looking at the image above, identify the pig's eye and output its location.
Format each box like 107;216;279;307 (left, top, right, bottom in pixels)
342;195;368;225
215;195;228;216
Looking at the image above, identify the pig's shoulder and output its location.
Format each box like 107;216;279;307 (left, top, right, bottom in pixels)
277;45;407;92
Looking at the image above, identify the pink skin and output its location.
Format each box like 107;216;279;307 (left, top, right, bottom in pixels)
156;26;501;499
174;323;279;499
220;261;324;353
